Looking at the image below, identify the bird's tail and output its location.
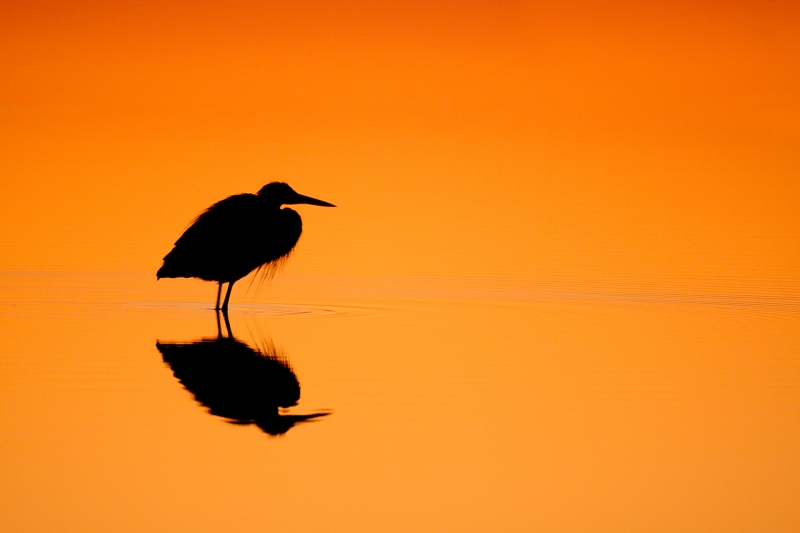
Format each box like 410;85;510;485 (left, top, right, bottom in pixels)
156;263;175;279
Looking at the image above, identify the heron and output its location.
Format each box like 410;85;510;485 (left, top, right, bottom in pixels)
157;313;331;436
157;182;335;310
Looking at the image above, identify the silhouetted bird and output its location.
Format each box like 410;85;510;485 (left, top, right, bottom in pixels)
157;182;335;310
157;315;330;436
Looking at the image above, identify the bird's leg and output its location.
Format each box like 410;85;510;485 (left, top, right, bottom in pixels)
215;282;223;311
222;308;233;338
221;281;234;311
215;308;223;338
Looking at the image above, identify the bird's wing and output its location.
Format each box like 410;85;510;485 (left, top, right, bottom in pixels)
172;194;259;249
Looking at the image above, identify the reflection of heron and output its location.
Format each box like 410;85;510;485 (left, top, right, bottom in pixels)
156;311;330;436
157;182;335;310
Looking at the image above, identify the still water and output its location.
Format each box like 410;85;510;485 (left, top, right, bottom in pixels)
1;271;799;532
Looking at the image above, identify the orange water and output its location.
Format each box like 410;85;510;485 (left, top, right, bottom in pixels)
2;272;799;532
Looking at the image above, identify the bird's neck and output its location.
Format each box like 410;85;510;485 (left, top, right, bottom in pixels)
258;198;284;211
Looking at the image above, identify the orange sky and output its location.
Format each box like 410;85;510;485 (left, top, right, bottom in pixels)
1;0;798;282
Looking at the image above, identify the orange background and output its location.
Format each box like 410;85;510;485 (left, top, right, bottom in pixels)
1;0;798;285
2;3;800;532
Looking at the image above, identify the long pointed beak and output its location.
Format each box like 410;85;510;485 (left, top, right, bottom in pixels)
290;193;336;207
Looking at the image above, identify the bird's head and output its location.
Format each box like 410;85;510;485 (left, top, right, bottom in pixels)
257;182;336;208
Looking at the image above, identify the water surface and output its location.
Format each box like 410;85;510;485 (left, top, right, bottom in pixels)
2;272;799;532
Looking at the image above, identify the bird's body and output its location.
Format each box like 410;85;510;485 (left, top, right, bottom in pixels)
158;182;334;310
157;323;330;436
157;194;302;283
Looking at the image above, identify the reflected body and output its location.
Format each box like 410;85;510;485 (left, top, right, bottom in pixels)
156;312;329;436
157;182;335;310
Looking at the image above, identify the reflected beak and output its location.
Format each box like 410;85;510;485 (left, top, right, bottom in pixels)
290;193;336;207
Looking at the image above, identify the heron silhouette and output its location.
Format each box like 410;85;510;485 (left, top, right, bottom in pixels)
157;182;335;310
156;311;330;436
